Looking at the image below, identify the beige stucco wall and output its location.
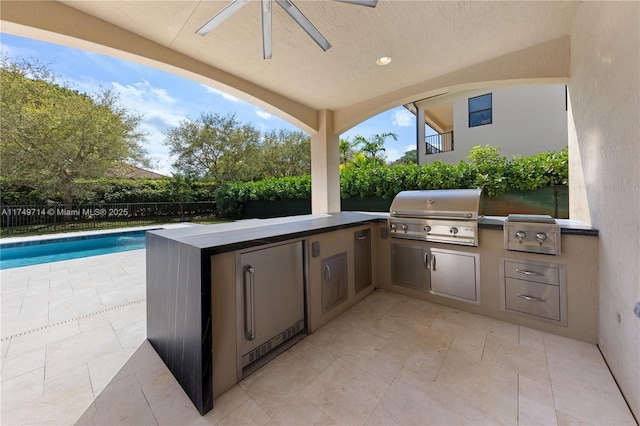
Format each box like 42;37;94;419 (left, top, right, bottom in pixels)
307;226;375;332
419;85;568;165
568;1;640;418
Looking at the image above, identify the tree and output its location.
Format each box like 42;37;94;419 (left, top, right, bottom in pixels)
353;132;398;164
0;58;148;206
259;129;310;178
339;137;355;165
164;112;261;182
389;149;418;166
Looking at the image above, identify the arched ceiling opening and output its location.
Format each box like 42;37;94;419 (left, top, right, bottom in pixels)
1;1;577;135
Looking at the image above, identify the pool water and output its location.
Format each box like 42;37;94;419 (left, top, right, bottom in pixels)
0;230;149;270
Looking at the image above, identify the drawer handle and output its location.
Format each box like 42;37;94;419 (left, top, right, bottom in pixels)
517;293;546;302
516;269;544;277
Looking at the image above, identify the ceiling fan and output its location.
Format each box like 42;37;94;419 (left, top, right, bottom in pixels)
196;0;378;59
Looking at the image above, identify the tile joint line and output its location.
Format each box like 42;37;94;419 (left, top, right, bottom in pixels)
0;297;145;342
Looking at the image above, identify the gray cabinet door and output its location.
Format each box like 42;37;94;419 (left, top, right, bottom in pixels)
391;243;430;290
240;241;305;358
354;229;372;293
429;248;479;302
321;252;348;313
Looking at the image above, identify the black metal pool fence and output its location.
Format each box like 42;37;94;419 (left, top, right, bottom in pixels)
0;202;216;235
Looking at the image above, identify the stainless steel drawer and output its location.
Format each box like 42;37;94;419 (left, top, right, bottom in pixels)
504;261;559;286
505;278;560;321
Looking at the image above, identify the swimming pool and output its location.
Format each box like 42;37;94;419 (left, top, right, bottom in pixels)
0;230;151;270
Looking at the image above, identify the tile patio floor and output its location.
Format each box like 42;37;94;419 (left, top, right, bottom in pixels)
0;246;636;425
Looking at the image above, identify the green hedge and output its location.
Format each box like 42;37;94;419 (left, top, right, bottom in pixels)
214;176;311;218
2;146;568;219
0;178;219;205
213;147;568;218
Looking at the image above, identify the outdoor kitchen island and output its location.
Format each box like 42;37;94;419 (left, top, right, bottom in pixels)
145;212;598;415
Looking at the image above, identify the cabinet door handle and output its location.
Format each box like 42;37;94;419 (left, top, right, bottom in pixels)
324;264;331;282
431;254;437;271
516;293;545;302
357;235;366;240
424;252;429;269
516;269;544;277
244;266;256;341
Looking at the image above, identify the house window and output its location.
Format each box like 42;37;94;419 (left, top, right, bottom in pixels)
469;93;492;127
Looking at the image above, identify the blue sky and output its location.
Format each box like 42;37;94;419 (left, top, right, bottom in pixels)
1;33;418;175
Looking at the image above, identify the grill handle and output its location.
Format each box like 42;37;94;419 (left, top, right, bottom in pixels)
391;211;475;219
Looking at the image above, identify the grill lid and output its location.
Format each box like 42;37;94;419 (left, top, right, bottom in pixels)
390;189;482;220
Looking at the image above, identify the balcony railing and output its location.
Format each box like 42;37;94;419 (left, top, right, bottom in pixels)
426;131;454;155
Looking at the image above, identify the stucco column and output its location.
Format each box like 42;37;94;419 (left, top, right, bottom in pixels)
416;104;426;164
311;109;340;213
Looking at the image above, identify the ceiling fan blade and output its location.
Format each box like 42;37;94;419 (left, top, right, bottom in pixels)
275;0;331;51
333;0;378;7
261;0;273;59
195;0;250;36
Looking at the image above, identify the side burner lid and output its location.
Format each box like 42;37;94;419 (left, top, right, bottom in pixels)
505;214;556;224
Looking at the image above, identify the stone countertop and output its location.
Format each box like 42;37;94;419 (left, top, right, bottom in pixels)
479;216;599;236
147;212;597;255
148;211;387;255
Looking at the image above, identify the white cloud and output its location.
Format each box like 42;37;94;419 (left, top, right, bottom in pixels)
112;80;177;104
201;85;240;102
386;148;401;162
255;109;273;120
149;86;176;104
148;152;174;176
0;41;34;58
403;144;416;153
111;81;186;128
108;80;189;172
392;108;414;127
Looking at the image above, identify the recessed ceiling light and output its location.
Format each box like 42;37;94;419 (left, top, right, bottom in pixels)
376;56;392;66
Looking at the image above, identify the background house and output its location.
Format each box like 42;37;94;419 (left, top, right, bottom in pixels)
407;84;568;164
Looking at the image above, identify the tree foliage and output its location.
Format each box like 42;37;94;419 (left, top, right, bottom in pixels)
165;114;312;182
258;129;310;178
389;149;418;166
0;57;149;205
164;112;261;182
339;137;355;165
352;132;398;164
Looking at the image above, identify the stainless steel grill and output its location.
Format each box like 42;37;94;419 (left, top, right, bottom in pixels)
388;189;482;246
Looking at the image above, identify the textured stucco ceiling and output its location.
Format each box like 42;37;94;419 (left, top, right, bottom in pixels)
1;0;579;132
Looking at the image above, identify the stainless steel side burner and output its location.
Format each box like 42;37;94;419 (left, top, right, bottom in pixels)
503;214;561;255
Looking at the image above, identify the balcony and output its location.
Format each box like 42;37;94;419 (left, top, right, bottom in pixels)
426;131;454;155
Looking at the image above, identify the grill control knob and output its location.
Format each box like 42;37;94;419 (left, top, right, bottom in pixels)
390;223;397;231
535;232;548;242
423;225;431;233
450;227;459;235
401;224;408;233
515;231;527;240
